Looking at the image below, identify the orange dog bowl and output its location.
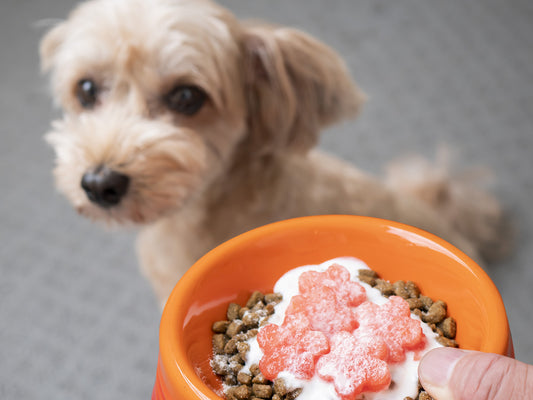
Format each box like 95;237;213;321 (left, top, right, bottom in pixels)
152;215;513;399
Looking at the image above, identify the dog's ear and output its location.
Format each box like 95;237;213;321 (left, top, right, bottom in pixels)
241;24;365;155
40;22;67;72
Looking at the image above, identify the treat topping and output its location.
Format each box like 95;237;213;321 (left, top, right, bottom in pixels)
257;313;329;380
316;331;391;398
212;257;454;400
354;296;426;363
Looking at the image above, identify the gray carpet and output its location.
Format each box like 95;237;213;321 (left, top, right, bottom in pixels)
1;0;532;398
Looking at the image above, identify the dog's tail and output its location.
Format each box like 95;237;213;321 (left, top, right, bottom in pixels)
385;148;513;263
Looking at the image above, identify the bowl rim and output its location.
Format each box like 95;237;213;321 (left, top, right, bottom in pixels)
157;215;512;399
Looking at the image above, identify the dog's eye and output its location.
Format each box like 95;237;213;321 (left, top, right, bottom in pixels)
76;79;98;109
164;85;207;116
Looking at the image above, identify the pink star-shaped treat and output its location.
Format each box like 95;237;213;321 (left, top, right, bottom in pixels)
257;313;330;381
298;264;367;306
316;331;391;400
355;296;426;362
285;286;359;336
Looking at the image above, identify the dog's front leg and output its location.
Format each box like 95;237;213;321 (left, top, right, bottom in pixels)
136;211;215;308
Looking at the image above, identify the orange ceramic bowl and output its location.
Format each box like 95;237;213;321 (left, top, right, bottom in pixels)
152;215;513;400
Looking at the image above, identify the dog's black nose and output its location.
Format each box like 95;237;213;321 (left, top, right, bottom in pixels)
81;166;130;208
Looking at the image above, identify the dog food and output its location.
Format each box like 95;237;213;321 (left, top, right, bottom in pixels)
211;257;457;400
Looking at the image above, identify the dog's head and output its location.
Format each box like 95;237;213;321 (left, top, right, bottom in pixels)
41;0;364;224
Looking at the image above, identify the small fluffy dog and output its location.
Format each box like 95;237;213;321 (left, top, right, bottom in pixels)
41;0;509;306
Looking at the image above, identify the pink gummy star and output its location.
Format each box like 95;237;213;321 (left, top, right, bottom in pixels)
257;313;330;381
285;285;359;336
298;264;367;307
316;331;391;400
355;296;426;362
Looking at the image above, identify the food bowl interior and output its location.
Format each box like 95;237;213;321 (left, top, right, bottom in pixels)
159;216;511;399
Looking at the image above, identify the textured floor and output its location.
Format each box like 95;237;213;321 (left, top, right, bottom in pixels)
1;0;532;399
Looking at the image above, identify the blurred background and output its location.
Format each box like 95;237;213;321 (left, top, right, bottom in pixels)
1;0;532;398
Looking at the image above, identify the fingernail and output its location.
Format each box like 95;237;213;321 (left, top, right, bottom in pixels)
418;347;467;400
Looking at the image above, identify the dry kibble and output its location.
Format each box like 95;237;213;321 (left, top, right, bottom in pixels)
233;385;252;400
419;391;433;400
230;354;244;365
224;338;238;354
212;334;227;355
212;358;228;375
252;372;267;384
226;387;237;400
358;269;378;285
435;326;444;337
423;300;447;324
253;384;273;399
237;371;252;385
246;329;259;339
375;279;395;296
227;303;241;321
419;295;433;310
226;320;245;337
285;388;303;400
252;302;266;313
439;317;457;339
225;375;238;386
436;336;458;348
265;303;275;315
232;333;249;342
226;393;236;400
212;292;299;400
239;307;250;319
272;379;288;396
249;364;261;377
213;320;231;333
405;281;421;298
242;312;262;328
406;298;424;310
230;363;243;375
393;280;410;299
412;308;423;318
359;269;378;278
237;342;250;361
246;291;265;308
358;274;376;286
265;293;283;304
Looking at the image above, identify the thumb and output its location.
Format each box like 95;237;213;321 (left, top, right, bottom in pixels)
418;347;533;400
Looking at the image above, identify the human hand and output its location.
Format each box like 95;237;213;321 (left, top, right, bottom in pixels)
418;347;533;400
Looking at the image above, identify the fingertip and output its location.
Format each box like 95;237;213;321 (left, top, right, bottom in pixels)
418;347;467;400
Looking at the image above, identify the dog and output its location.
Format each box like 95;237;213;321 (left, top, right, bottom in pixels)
40;0;510;307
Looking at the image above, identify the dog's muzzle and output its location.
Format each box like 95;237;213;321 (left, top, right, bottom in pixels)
81;165;130;208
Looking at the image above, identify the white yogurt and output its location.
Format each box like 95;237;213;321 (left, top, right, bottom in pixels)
242;257;443;400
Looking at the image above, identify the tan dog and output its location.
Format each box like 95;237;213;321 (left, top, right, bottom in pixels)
41;0;509;306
